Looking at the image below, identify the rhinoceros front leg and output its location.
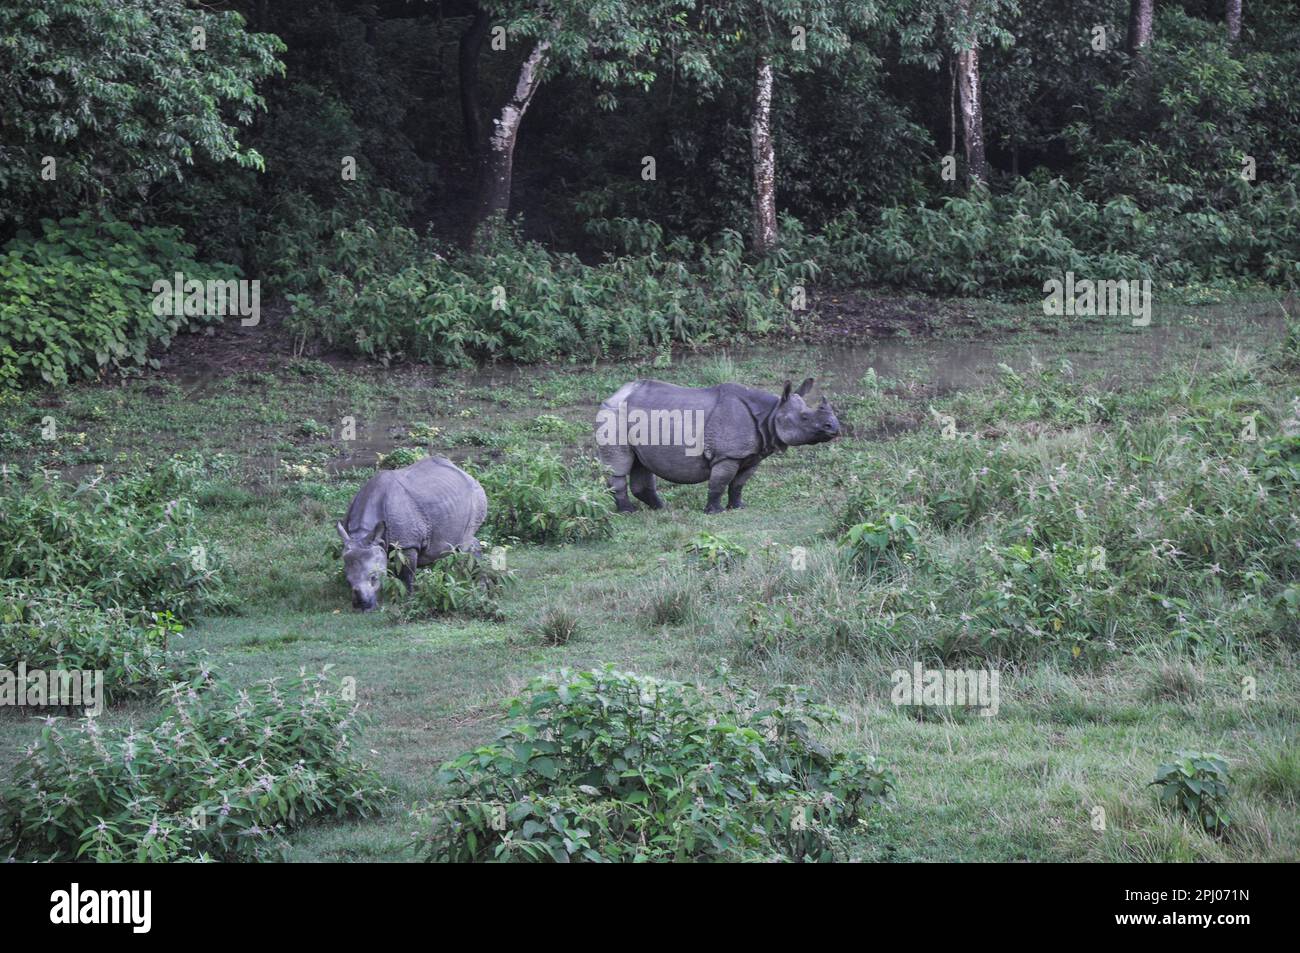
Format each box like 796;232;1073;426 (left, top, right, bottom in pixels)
599;444;638;513
608;474;637;513
727;462;759;510
629;463;665;510
705;459;741;514
398;547;419;594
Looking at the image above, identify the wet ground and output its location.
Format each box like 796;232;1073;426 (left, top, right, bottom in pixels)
19;290;1291;480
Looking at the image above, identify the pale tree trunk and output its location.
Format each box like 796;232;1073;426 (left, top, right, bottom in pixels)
750;55;778;254
476;39;550;233
1226;0;1242;43
956;40;986;188
1127;0;1154;55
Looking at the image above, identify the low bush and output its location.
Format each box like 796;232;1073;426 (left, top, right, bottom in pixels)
0;670;386;861
842;513;921;575
389;551;506;622
796;175;1298;297
414;667;892;862
835;361;1298;663
0;214;240;387
286;220;816;366
375;446;428;470
471;449;614;544
1151;752;1233;835
969;542;1115;661
0;462;226;620
0;582;183;704
683;531;748;569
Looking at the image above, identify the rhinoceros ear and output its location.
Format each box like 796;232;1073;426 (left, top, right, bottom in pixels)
796;377;815;397
336;522;351;544
363;520;387;547
780;379;793;403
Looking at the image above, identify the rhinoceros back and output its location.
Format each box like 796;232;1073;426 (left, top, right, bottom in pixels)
345;455;485;553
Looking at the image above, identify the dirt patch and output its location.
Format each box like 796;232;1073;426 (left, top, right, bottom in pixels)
152;303;300;379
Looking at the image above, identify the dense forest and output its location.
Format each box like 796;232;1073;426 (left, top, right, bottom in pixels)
2;0;1297;383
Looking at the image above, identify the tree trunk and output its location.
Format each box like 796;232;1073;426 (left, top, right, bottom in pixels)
949;54;957;160
1127;0;1154;55
750;55;778;254
1226;0;1242;43
956;41;986;188
458;7;490;156
475;40;551;233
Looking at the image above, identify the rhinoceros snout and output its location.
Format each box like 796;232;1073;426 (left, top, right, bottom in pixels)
352;593;379;612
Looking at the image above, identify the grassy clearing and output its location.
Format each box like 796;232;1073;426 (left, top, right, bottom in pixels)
1;295;1297;861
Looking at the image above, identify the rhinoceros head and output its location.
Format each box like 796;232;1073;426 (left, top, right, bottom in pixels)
773;378;840;446
337;521;387;611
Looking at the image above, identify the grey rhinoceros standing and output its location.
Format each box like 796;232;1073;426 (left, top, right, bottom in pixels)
594;377;839;514
336;455;487;611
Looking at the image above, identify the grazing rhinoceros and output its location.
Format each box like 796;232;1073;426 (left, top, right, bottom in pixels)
595;377;839;514
336;455;487;611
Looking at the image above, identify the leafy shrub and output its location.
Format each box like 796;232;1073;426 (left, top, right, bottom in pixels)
286;220;815;366
803;184;1153;296
1151;752;1233;835
0;582;183;704
297;419;331;439
1252;432;1300;487
970;542;1114;660
0;670;386;861
842;513;921;574
0;215;240;387
472;449;613;544
390;552;506;622
406;421;442;442
414;667;892;862
1281;312;1300;369
836;362;1299;663
376;446;428;470
841;437;1032;532
0;463;226;620
683;531;748;569
529;414;585;440
802;173;1297;296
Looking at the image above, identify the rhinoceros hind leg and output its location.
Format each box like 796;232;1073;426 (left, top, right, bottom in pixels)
630;463;665;510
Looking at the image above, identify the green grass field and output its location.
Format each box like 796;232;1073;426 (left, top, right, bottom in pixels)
2;294;1298;861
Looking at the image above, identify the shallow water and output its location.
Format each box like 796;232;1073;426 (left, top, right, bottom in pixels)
44;294;1290;480
329;297;1291;469
740;298;1287;396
